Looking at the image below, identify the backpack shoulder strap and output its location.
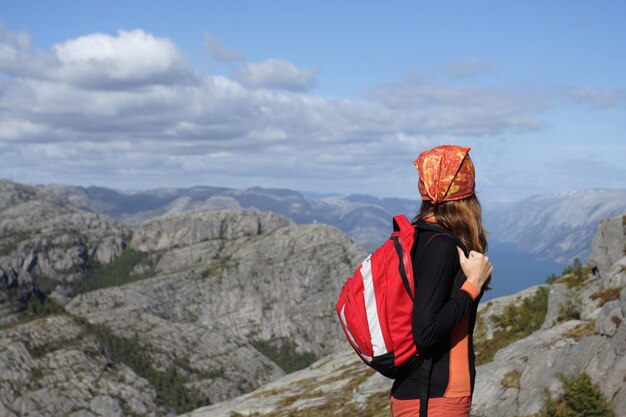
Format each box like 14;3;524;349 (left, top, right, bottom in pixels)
415;221;468;256
392;214;413;233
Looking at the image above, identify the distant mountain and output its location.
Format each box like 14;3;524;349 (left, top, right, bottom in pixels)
41;183;418;252
42;183;626;265
485;189;626;264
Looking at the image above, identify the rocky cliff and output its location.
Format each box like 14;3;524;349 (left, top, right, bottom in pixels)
0;180;367;416
0;180;129;325
182;214;626;417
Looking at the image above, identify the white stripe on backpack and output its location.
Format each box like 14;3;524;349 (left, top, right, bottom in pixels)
361;255;387;357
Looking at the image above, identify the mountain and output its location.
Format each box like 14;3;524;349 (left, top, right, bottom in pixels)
41;182;626;266
175;215;626;417
0;180;130;325
486;189;626;264
42;183;418;253
0;179;365;416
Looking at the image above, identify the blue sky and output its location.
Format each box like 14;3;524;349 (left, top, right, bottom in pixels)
1;0;624;205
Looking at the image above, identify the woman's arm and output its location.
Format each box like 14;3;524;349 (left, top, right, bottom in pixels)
412;235;481;352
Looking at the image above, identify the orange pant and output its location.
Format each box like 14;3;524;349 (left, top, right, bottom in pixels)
389;395;472;417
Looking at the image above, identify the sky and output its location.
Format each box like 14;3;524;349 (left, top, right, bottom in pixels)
1;0;625;205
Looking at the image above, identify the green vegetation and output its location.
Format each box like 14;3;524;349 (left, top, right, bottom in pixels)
475;286;549;365
24;292;65;317
546;258;592;288
73;247;151;294
540;372;615;417
73;317;210;414
32;273;59;294
556;290;582;323
251;338;317;374
0;231;34;257
0;292;66;330
28;366;45;389
24;335;81;358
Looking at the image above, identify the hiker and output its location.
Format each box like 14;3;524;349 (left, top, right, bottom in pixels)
389;145;493;417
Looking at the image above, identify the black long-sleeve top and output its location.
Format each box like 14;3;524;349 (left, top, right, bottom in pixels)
391;218;484;400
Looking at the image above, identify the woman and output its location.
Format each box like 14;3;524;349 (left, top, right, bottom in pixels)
389;145;493;417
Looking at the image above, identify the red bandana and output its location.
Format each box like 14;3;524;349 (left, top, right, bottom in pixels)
414;145;475;204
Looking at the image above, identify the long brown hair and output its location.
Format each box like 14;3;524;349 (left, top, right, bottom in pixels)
414;194;491;290
413;194;491;289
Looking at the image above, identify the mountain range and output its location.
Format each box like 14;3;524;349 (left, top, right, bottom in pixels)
41;182;626;265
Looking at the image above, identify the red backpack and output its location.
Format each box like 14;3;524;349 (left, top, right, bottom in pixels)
336;214;420;379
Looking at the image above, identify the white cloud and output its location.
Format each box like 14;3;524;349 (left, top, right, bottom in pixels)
1;25;618;197
234;58;319;91
0;25;194;89
363;75;549;135
53;29;194;88
203;33;245;63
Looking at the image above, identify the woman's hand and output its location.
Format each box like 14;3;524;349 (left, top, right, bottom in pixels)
457;246;493;290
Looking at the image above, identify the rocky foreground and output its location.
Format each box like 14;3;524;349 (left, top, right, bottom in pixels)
182;215;626;417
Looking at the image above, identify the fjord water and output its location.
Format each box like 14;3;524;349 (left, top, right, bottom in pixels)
482;240;566;301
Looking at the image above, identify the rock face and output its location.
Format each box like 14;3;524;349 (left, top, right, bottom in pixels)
469;213;626;417
590;215;626;288
0;180;130;324
1;179;367;416
65;209;365;404
0;315;167;417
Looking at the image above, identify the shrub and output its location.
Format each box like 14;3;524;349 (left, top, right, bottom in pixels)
251;338;317;374
74;317;210;414
556;258;592;289
540;372;615;417
25;292;64;317
556;291;582;323
475;286;548;365
73;247;150;294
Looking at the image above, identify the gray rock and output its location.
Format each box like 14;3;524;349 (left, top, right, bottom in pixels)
604;256;626;289
89;395;123;417
130;209;291;252
590;215;626;278
0;180;130;323
66;211;366;404
541;283;569;329
595;300;624;337
0;315;166;417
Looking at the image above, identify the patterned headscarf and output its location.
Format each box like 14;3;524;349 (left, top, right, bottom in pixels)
414;145;475;204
